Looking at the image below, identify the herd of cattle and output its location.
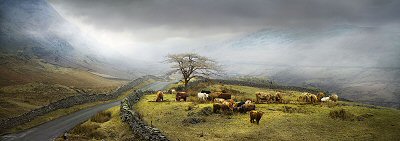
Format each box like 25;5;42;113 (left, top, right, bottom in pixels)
154;89;339;125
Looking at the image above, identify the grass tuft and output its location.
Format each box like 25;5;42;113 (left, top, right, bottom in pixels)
329;109;355;121
91;111;112;123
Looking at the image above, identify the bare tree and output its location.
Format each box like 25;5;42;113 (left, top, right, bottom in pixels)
165;53;221;88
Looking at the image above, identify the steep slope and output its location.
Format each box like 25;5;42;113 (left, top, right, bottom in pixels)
0;0;141;79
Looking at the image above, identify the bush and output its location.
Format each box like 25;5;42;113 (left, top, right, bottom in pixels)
198;106;213;116
329;109;355;121
70;123;100;135
91;111;112;123
182;117;206;125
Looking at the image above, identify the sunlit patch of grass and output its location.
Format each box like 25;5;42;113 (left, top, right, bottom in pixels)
91;111;112;123
135;86;400;141
56;106;139;141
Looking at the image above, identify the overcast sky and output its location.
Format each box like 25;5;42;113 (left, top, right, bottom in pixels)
48;0;400;72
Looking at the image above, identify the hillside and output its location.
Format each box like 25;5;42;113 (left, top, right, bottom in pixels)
0;0;142;79
0;54;126;120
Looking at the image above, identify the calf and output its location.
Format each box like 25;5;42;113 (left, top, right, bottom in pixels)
250;110;264;124
176;92;188;102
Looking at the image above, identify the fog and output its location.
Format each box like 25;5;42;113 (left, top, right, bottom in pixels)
48;0;400;75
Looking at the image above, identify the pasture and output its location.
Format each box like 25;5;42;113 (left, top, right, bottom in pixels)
135;84;400;141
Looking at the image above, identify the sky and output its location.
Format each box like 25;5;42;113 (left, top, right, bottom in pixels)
48;0;400;73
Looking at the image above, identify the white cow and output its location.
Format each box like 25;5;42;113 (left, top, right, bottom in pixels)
197;93;209;101
245;100;252;104
321;97;330;102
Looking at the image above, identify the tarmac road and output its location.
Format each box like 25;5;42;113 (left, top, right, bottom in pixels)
1;80;175;141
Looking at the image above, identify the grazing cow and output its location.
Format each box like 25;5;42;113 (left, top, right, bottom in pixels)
317;92;325;102
213;103;230;113
321;97;330;102
197;92;209;101
169;89;177;94
310;94;318;104
176;92;188;102
201;90;212;94
245;100;252;104
214;98;226;103
298;95;305;102
235;103;256;113
155;91;164;102
330;94;339;102
218;93;232;100
255;92;270;103
210;92;222;100
275;92;283;103
222;101;234;111
250;110;264;124
235;101;246;107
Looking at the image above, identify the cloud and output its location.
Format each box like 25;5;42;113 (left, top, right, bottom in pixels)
49;0;400;39
47;0;400;74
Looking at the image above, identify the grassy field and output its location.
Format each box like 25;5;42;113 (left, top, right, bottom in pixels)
0;56;126;120
55;106;139;141
135;84;400;141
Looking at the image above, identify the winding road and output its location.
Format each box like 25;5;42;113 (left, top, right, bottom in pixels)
1;80;174;141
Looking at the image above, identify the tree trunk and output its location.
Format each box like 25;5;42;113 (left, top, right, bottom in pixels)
184;79;189;88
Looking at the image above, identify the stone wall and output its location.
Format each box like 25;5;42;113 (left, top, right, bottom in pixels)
120;91;169;141
0;75;159;131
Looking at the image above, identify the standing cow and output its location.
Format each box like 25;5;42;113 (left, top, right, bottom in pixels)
155;91;164;102
176;92;189;102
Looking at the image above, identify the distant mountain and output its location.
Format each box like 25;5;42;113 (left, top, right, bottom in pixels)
203;25;400;108
0;0;143;79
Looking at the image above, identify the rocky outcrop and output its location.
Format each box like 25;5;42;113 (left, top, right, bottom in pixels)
120;91;169;141
0;75;159;131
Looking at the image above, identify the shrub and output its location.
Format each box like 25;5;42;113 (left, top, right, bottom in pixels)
281;106;307;113
182;117;206;125
197;106;213;116
70;123;100;135
91;111;112;123
329;109;355;121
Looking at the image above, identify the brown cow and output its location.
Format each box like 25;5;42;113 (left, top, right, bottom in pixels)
155;91;164;102
255;92;270;103
330;94;339;102
317;92;325;102
214;98;226;103
310;94;318;104
213;103;230;113
235;103;256;113
218;93;232;100
250;110;264;124
210;92;222;100
275;92;283;103
176;92;188;102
